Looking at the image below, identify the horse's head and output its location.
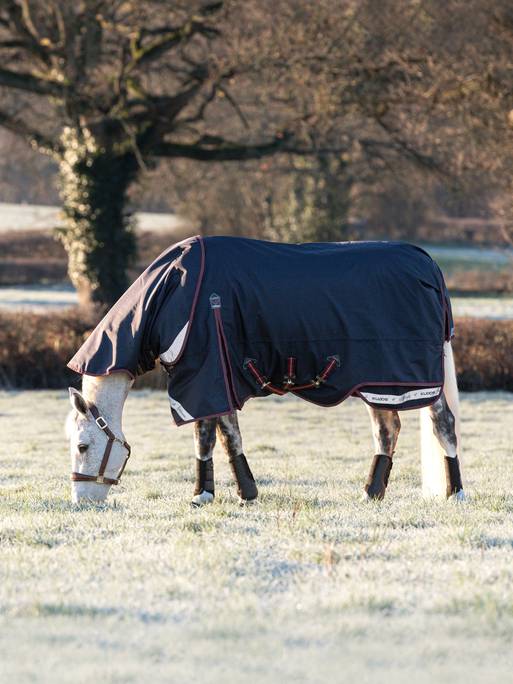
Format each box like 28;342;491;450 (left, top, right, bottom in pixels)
66;387;130;503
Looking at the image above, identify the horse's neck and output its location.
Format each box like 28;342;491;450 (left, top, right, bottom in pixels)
82;373;132;432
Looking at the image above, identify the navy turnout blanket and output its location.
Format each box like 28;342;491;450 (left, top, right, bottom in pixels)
68;236;454;425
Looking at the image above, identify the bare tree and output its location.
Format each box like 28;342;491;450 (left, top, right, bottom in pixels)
0;0;300;310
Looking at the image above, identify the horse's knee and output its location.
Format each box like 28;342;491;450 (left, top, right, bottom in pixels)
216;413;243;456
368;408;401;456
194;418;217;460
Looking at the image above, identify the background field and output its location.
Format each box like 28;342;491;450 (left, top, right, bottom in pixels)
1;390;512;683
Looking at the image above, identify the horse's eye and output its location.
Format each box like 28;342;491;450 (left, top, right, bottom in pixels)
78;443;88;454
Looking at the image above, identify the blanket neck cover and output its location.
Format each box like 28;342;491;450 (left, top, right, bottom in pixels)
68;236;454;426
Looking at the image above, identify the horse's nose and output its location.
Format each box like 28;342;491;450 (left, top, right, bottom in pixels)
71;481;109;503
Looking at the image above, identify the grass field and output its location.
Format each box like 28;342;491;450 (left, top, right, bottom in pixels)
1;390;513;683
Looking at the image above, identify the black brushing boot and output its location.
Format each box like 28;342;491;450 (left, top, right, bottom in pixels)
229;453;258;501
365;453;393;500
193;457;215;504
444;456;463;498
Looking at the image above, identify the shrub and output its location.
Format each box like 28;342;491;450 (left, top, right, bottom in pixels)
0;309;93;388
0;310;512;392
452;318;513;391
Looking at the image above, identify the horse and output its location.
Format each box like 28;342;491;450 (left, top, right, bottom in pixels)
65;236;464;505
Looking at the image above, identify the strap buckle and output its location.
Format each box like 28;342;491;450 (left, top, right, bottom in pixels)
95;416;108;430
96;475;105;484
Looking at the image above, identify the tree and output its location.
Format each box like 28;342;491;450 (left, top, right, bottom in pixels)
3;0;507;313
0;0;299;310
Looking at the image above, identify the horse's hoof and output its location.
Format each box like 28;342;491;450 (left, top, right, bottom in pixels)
238;496;258;506
191;490;215;507
449;489;467;503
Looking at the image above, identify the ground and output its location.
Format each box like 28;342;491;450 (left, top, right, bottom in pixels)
1;390;513;683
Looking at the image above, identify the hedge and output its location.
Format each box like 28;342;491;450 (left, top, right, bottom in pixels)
0;310;512;391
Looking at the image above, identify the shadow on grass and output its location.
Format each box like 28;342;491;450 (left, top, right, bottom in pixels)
24;602;171;623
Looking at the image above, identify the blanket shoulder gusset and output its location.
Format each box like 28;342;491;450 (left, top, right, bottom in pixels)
67;235;204;378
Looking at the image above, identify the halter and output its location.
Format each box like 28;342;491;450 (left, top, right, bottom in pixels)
70;403;131;486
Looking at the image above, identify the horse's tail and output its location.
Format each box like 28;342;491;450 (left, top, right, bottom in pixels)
420;340;461;497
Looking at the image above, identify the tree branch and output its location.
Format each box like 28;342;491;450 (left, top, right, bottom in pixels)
151;132;309;161
2;0;53;65
0;66;67;96
127;19;217;73
0;108;61;156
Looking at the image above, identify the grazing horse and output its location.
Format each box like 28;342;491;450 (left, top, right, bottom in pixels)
66;236;464;504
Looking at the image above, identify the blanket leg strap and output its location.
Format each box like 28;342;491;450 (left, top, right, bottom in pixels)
194;458;215;497
444;456;463;498
229;453;258;501
365;453;393;500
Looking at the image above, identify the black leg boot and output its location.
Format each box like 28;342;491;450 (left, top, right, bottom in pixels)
192;457;215;506
444;456;463;498
229;453;258;501
364;453;393;500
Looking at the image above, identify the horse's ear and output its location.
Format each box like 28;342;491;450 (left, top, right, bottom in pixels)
68;387;88;416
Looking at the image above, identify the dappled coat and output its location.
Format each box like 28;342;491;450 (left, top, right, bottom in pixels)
68;235;454;425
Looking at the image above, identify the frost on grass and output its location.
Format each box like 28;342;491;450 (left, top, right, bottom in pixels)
0;390;512;683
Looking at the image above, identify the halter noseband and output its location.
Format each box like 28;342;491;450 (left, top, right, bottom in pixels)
70;403;131;486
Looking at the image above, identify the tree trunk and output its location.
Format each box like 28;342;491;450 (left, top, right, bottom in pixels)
57;127;138;314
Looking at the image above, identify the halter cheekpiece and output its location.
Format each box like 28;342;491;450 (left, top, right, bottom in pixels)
70;402;131;486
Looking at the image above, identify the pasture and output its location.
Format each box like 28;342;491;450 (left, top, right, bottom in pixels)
1;390;513;682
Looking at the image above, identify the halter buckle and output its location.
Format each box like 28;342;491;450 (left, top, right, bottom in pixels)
96;475;105;484
95;416;108;430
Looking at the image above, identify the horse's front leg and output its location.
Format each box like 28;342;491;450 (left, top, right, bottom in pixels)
191;418;217;506
217;413;258;502
363;407;401;500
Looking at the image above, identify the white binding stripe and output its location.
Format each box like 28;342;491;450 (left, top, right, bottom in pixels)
168;396;194;421
361;387;441;405
160;322;189;364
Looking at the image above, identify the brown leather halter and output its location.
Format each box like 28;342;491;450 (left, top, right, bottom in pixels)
70;403;131;486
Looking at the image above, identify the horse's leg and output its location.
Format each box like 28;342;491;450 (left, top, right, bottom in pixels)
191;418;217;506
420;341;463;499
364;407;401;500
427;394;465;500
217;412;258;502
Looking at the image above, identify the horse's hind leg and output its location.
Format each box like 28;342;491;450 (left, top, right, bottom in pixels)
364;407;401;500
192;418;217;506
427;394;464;500
217;413;258;502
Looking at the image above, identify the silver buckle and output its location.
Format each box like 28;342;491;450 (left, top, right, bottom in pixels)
95;416;108;430
96;475;105;484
